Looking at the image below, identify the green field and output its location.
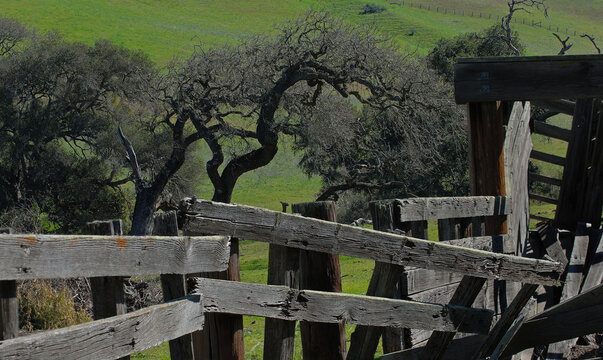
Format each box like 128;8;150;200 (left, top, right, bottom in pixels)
3;0;593;358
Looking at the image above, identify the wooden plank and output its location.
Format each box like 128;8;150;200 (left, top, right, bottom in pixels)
532;121;571;142
581;228;603;292
488;298;535;360
416;276;488;359
528;172;562;187
183;200;564;285
0;227;17;341
500;283;603;356
153;212;194;360
532;100;576;117
196;279;493;334
529;193;558;205
379;335;487;360
545;223;591;360
530;150;566;166
473;284;539;359
293;201;346;360
0;234;230;280
394;196;511;222
453;55;603;103
0;295;204;360
529;214;553;223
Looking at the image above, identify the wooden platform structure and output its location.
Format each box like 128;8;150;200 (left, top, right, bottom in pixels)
0;55;602;360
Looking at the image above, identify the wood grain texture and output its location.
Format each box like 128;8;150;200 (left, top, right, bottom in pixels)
0;226;17;342
182;200;564;285
454;55;603;103
0;234;230;280
379;335;487;360
581;228;603;292
0;295;204;360
196;279;493;334
395;196;510;222
500;283;603;356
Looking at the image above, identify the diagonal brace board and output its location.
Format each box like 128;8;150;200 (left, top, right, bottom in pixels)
183;200;564;285
196;279;493;334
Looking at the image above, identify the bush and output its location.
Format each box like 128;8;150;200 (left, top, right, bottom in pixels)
360;3;386;15
18;280;91;332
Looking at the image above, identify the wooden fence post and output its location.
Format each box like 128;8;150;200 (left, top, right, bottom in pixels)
153;212;194;360
85;219;129;360
0;227;18;341
293;201;346;360
263;204;299;360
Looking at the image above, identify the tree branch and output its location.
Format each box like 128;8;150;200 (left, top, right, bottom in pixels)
581;34;601;54
553;33;573;55
116;126;144;191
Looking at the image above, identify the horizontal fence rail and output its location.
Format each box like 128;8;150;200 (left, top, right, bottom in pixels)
182;199;564;285
0;295;204;360
0;234;230;280
392;196;511;222
197;279;493;334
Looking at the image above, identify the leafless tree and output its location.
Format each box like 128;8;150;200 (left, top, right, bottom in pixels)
500;0;548;55
581;34;601;54
553;33;573;55
0;16;28;56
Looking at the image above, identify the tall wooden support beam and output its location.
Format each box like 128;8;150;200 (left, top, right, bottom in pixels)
454;55;603;104
420;101;508;360
264;205;299;360
293;201;346;360
85;220;129;360
153;212;194;360
0;227;17;341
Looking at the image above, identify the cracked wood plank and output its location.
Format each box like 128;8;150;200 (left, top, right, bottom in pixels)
182;199;564;285
395;196;511;222
0;295;204;360
196;279;493;334
0;234;230;280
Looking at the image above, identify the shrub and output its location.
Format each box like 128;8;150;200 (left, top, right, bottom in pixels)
18;280;91;331
360;3;386;15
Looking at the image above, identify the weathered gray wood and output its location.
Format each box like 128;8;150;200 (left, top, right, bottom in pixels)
0;234;230;280
581;228;603;292
417;276;488;359
500;283;603;357
0;295;204;360
488;299;535;360
0;227;17;341
473;284;539;359
153;212;194;360
183;200;564;285
545;223;591;360
293;201;346;360
504;102;532;254
530;150;566;166
395;196;510;222
264;201;299;360
379;335;487;360
196;279;493;334
454;55;603;103
528;193;558;205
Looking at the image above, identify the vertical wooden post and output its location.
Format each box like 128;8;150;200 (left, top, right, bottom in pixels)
293;201;346;360
263;204;299;360
420;101;507;360
555;98;603;231
153;212;194;360
347;201;405;360
85;220;129;360
0;227;18;341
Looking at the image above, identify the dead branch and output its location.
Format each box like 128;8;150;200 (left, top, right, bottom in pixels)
116;126;144;191
580;34;601;54
553;33;573;55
